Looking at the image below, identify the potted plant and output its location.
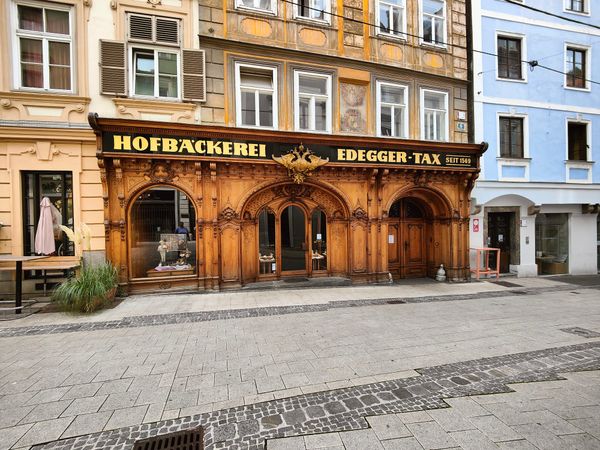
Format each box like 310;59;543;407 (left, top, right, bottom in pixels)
52;263;118;313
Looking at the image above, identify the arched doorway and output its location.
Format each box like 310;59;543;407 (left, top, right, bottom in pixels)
129;186;197;279
388;198;430;278
242;183;346;282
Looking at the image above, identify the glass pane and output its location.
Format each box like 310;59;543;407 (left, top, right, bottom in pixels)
535;213;569;275
258;210;276;274
423;0;444;16
240;70;273;89
135;75;154;95
158;52;177;75
433;17;444;43
45;9;70;34
424;111;434;140
391;7;403;35
299;97;310;129
21;38;43;63
315;99;327;131
241;91;256;126
312;0;325;20
259;0;271;9
380;106;392;136
299;75;327;95
49;41;70;65
424;93;444;109
18;5;43;31
258;92;273;127
21;63;43;88
381;85;404;104
435;111;445;140
158;75;177;97
423;18;433;42
299;0;310;17
136;53;154;74
311;210;327;271
130;187;197;278
393;107;404;137
379;6;390;32
281;205;306;271
49;66;71;90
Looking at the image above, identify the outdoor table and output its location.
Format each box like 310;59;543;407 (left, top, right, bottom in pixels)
0;255;48;314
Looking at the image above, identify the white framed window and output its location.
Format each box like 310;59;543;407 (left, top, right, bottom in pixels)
565;118;592;183
420;88;448;141
235;63;278;129
376;81;408;138
564;0;589;15
235;0;277;15
294;71;332;133
496;32;527;83
376;0;406;39
295;0;330;23
496;112;530;182
129;47;180;99
420;0;446;47
564;44;591;91
13;1;74;92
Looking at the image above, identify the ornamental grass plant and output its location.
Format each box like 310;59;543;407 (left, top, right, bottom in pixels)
52;262;118;313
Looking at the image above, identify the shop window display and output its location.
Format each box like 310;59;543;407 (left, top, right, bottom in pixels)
535;213;569;275
130;187;196;278
258;209;276;274
311;209;327;271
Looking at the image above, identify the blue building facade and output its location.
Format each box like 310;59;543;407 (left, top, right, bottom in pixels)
470;0;599;276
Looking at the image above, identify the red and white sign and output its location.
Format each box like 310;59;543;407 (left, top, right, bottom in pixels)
473;218;480;232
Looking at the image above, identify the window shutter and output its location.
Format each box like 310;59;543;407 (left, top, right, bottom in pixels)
156;18;180;45
99;40;127;96
129;14;153;42
182;49;206;102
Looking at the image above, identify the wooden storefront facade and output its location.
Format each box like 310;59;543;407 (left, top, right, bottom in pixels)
90;114;486;293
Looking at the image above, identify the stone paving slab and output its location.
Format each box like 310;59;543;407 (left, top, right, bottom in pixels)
27;341;600;450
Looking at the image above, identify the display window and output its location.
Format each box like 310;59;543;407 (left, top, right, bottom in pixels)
535;213;569;275
258;209;276;274
129;187;196;278
311;209;327;271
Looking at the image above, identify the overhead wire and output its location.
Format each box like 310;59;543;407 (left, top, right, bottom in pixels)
279;0;600;85
503;0;600;31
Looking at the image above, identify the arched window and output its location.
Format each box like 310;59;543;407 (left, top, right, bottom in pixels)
311;209;327;271
258;209;276;274
129;187;196;278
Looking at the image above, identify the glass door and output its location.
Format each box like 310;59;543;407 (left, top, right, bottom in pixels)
280;205;307;272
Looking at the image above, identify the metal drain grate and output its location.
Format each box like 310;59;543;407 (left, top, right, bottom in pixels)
133;427;203;450
560;327;600;339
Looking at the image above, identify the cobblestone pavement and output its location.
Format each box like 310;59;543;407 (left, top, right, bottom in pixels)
0;282;598;449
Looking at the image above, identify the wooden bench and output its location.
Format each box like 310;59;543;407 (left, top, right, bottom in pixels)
0;256;81;296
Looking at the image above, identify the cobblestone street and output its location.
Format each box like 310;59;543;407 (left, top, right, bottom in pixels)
0;277;599;449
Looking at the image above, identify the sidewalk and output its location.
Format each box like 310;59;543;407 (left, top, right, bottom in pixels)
0;275;582;328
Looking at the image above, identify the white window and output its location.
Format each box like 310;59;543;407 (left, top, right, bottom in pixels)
421;0;446;46
377;81;408;138
377;0;406;38
564;0;589;15
294;71;332;133
235;63;278;129
235;0;277;15
420;89;448;141
564;44;591;91
130;48;180;99
296;0;330;22
14;1;73;92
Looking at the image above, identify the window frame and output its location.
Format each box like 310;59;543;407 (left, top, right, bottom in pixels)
294;0;331;24
564;43;591;92
419;0;447;48
376;80;409;138
495;32;527;83
420;88;448;142
235;0;277;16
566;119;591;162
128;45;181;100
563;0;589;16
234;62;278;130
12;0;75;93
498;116;526;159
294;70;332;134
376;0;407;40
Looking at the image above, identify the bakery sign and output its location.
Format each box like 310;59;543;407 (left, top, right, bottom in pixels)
101;132;476;168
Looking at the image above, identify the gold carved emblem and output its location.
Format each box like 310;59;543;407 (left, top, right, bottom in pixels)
272;144;328;184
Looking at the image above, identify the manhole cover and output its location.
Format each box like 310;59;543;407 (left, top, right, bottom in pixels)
560;327;600;338
133;427;203;450
490;281;523;288
386;300;406;304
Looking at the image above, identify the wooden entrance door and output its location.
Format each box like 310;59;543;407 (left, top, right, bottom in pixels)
279;205;307;274
388;198;428;278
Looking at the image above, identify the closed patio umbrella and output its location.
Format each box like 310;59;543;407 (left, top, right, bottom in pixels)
34;197;56;255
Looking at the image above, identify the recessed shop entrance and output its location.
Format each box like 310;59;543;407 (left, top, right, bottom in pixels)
387;198;430;278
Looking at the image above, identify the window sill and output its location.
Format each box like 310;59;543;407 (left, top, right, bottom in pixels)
419;41;448;52
496;76;527;84
563;9;591;17
564;85;591;93
497;157;531;161
236;123;278;130
234;5;277;17
374;32;408;43
293;16;333;28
